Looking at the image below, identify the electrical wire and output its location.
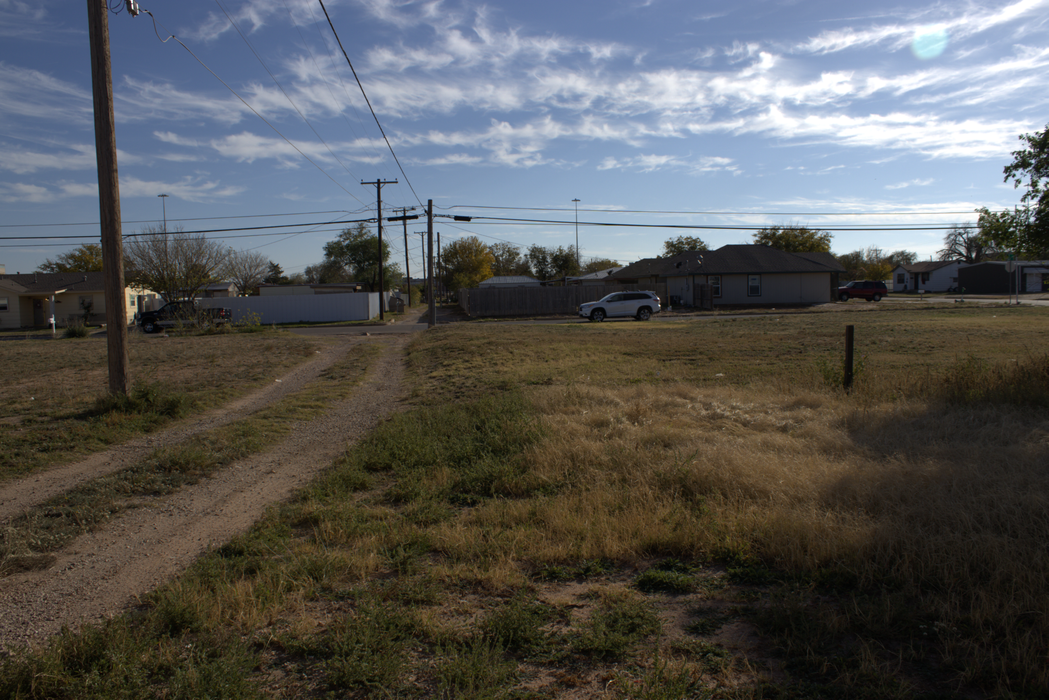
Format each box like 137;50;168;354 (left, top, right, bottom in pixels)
441;204;984;216
437;215;972;232
212;0;363;188
139;8;367;206
316;0;423;207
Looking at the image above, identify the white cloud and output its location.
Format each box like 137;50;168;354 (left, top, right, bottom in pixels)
0;181;52;203
796;0;1049;55
0;63;92;125
885;178;935;189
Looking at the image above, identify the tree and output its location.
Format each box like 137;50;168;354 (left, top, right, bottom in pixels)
582;257;620;273
322;222;400;292
753;225;832;253
976;206;1049;259
123;225;230;302
1003;124;1049;249
441;236;494;292
38;244;104;273
838;246;915;281
226;250;270;296
264;262;288;285
938;224;996;263
525;244;579;281
661;235;708;257
488;242;529;277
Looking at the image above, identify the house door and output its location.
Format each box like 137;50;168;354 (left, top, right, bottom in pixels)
33;299;45;326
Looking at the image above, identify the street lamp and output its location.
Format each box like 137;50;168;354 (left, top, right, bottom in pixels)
158;193;169;232
572;198;580;269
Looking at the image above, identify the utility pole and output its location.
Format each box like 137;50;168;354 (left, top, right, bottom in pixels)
158;193;169;232
573;198;580;269
415;232;427;293
387;208;418;308
427;200;436;328
362;179;396;320
436;231;442;304
87;0;130;396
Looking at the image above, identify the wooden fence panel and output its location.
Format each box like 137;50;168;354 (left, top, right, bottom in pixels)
459;284;668;317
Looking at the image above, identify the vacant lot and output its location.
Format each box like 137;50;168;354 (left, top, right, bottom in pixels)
0;332;321;480
2;304;1048;699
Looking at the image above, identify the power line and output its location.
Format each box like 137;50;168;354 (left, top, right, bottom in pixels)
441;204;984;217
316;0;423;207
439;215;972;232
0;209;368;229
139;8;367;206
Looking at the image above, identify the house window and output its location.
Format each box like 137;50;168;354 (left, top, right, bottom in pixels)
921;272;930;283
0;297;7;312
748;274;761;297
709;275;721;297
896;273;904;284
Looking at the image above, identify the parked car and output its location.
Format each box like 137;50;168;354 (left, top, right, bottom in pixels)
838;280;888;302
579;291;661;322
139;300;233;333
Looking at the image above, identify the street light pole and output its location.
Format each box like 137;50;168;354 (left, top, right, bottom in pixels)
572;198;580;269
158;193;168;232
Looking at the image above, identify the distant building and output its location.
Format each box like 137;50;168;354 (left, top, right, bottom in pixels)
566;267;623;285
0;271;150;329
478;276;541;288
891;261;961;292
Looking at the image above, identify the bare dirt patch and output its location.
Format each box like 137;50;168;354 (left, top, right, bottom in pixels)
0;335;410;650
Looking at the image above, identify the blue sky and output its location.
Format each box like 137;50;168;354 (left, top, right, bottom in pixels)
2;0;1048;279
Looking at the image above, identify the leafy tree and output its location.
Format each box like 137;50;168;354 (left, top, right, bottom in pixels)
753;225;832;253
976;206;1049;259
582;257;620;274
264;262;288;285
838;246;916;281
526;244;579;281
938;224;996;263
441;236;494;291
226;250;270;296
1003;124;1049;248
38;244;104;273
661;235;708;257
322;222;400;292
488;242;529;277
123;225;230;302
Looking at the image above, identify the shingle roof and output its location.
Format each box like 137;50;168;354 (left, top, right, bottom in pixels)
899;260;956;273
612;245;844;280
0;271;104;294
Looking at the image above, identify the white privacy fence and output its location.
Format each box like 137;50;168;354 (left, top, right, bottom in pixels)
199;293;380;324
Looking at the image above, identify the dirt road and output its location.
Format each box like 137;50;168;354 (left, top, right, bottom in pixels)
0;334;410;650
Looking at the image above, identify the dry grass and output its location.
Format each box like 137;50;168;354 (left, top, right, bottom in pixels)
0;332;320;479
3;304;1049;698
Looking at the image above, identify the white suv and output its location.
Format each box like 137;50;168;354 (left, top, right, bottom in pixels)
579;291;661;322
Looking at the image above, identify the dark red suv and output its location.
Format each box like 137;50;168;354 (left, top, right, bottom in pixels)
838;280;888;302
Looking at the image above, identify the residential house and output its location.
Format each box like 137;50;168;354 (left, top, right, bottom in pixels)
0;271;150;329
612;245;844;306
478;275;542;288
891;261;961;293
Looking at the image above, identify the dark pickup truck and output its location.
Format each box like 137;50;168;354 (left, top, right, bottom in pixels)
139;300;233;333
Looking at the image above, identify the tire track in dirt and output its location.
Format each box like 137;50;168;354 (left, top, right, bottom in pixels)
0;335;409;650
0;339;350;523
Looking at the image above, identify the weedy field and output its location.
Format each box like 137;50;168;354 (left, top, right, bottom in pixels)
2;303;1049;699
0;332;321;480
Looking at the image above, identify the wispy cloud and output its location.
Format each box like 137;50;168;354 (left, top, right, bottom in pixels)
885;178;935;189
795;0;1049;55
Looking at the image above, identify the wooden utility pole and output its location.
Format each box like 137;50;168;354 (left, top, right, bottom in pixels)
362;179;396;320
427;200;436;328
387;208;418;308
86;0;130;396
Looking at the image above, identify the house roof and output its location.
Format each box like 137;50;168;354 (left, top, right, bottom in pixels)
566;267;623;282
897;260;957;273
479;275;541;286
612;245;844;280
0;271;104;295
